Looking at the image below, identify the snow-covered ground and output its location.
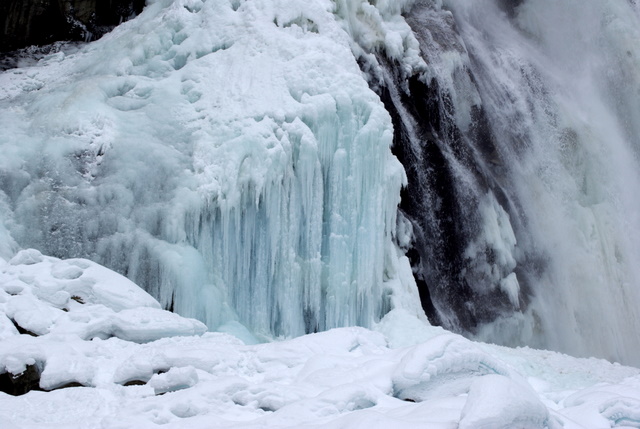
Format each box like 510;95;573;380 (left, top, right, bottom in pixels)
2;251;640;429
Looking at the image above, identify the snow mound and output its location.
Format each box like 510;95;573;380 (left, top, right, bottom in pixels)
459;374;551;429
4;249;161;313
1;255;639;428
392;333;515;402
0;249;206;392
149;366;199;395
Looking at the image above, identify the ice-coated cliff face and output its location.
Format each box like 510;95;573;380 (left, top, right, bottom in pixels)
0;0;425;339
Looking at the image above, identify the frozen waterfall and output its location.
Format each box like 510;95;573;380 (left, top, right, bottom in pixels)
1;0;640;366
0;0;423;339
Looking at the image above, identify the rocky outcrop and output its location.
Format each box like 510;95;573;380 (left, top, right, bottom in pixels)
1;0;145;52
0;364;42;396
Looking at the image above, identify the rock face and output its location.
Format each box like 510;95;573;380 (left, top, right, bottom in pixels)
365;3;524;334
1;0;145;52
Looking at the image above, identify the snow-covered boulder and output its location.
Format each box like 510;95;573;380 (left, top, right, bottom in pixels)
0;249;206;394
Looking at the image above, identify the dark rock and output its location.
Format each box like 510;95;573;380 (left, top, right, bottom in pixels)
1;0;145;52
496;0;525;18
0;364;42;396
358;2;529;334
123;380;147;386
46;381;85;390
70;295;85;304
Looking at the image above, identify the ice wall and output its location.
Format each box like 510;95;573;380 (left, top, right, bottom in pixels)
0;0;425;338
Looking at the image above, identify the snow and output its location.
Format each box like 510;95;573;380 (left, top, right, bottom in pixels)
148;366;199;395
1;252;640;428
460;374;550;429
0;249;205;343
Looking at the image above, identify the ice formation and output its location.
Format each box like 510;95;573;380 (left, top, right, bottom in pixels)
2;0;640;369
354;0;640;366
438;0;640;364
0;0;423;339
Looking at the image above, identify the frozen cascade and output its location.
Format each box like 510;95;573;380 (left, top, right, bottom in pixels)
2;0;640;367
0;0;425;338
359;0;640;365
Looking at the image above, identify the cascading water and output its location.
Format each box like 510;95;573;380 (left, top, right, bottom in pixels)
367;0;640;365
1;0;640;366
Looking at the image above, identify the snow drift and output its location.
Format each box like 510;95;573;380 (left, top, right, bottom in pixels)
1;252;640;428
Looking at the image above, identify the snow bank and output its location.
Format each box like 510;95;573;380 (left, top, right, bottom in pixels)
1;253;639;428
0;250;207;394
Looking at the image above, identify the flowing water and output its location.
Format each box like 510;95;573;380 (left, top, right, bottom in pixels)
381;0;640;365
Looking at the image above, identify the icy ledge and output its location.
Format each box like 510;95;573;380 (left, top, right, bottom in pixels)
2;252;640;428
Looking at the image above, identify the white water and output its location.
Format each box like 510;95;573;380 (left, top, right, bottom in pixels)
435;0;640;364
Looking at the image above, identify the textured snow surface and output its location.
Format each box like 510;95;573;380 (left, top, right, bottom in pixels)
0;250;206;344
2;254;640;428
